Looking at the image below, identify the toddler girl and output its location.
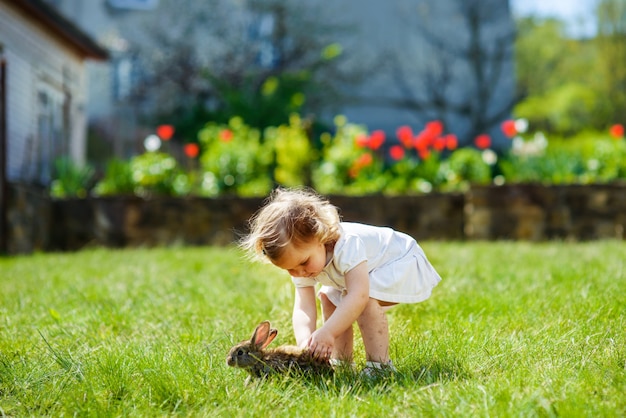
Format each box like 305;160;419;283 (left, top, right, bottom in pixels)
240;188;441;375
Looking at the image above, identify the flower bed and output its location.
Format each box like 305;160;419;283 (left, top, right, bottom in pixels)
52;117;626;199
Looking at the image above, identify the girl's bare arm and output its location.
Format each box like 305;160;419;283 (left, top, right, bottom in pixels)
292;286;318;347
308;261;370;355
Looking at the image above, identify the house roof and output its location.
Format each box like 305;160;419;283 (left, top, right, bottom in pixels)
4;0;109;60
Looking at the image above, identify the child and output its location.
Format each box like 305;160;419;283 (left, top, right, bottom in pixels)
240;187;441;375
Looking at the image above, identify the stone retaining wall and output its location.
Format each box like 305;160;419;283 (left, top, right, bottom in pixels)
465;184;626;241
3;182;625;254
3;183;51;254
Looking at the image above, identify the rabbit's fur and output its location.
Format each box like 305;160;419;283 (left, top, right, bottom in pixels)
226;320;333;379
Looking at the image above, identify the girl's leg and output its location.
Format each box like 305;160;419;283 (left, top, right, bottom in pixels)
320;292;353;362
356;298;393;363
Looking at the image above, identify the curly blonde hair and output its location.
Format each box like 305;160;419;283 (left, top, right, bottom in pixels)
240;188;341;262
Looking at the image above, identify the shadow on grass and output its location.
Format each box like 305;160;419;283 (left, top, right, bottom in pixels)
238;357;470;395
346;358;470;393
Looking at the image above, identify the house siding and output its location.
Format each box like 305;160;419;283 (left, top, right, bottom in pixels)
1;0;89;182
4;49;33;181
327;0;515;145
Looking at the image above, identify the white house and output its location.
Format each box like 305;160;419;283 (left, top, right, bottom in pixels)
0;0;108;186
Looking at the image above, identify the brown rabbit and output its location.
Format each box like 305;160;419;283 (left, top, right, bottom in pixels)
226;320;333;379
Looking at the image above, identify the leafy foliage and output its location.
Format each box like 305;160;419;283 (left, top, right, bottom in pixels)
445;148;492;189
94;153;189;197
264;114;315;187
197;117;273;196
50;158;95;198
500;135;626;184
92;158;135;196
514;6;626;133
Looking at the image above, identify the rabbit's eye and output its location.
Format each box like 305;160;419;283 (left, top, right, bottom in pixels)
237;348;245;356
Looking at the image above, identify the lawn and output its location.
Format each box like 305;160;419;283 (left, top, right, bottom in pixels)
1;241;624;417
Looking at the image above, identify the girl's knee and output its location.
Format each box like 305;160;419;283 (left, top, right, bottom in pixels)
357;298;388;323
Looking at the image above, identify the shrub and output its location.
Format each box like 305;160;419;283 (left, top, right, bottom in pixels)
50;158;95;198
130;152;189;196
93;158;134;196
264;114;315;187
197;117;273;197
94;153;189;197
499;132;626;185
443;148;492;190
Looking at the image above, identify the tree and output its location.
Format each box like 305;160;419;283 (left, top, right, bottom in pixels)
118;0;363;137
596;0;626;126
515;17;571;96
513;17;601;135
386;0;517;147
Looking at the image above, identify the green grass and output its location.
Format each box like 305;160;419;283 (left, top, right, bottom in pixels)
1;242;625;417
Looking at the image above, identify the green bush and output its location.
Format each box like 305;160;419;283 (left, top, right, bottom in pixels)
94;153;189;197
515;83;599;136
443;148;492;190
264;114;315;187
574;134;626;182
197;117;273;197
50;158;95;198
93;158;134;196
130;152;189;197
500;150;586;184
500;133;626;185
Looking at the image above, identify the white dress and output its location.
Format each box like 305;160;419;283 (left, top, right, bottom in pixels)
291;222;442;305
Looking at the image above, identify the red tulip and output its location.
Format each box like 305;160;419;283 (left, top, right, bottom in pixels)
418;148;431;160
368;130;386;150
433;137;447;152
500;120;517;138
390;145;405;160
219;129;234;142
413;131;431;151
475;134;491;149
425;120;444;137
609;124;624;139
445;134;458;150
184;143;199;158
396;126;413;148
349;152;374;178
157;124;175;141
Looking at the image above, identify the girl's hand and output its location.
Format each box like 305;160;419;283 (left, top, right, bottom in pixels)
307;328;334;359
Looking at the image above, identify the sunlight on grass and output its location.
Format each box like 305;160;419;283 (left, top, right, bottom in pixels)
1;242;624;416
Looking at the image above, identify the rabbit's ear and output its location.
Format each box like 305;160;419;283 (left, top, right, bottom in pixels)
251;321;273;349
264;328;278;349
